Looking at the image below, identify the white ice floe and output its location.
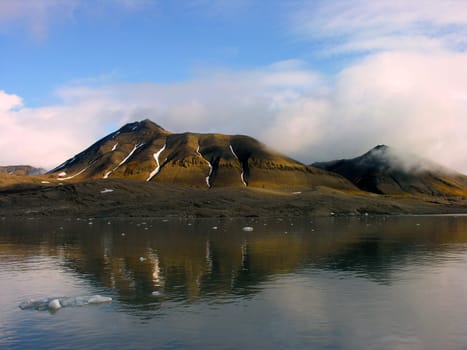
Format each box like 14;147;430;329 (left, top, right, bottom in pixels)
104;143;144;179
147;144;166;181
19;295;112;311
196;145;213;187
111;142;118;151
100;188;114;194
48;299;61;310
229;144;247;187
242;226;254;232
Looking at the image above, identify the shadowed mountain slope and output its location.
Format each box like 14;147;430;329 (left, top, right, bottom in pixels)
313;145;467;196
48;119;354;190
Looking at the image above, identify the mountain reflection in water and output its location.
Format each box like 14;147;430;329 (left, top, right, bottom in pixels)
2;215;467;350
1;216;466;312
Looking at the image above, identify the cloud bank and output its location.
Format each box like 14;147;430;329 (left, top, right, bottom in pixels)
1;52;467;173
290;0;467;54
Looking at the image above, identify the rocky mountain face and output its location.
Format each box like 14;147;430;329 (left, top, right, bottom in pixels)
48;119;354;190
0;165;45;176
313;145;467;196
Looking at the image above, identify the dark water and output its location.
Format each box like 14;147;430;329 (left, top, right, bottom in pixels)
1;215;467;350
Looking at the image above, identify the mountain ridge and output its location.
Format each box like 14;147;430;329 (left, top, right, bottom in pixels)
312;145;467;196
48;119;355;190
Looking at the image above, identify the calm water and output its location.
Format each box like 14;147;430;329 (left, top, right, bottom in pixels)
1;215;467;350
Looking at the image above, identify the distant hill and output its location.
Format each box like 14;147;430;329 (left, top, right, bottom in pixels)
313;145;467;196
0;165;45;176
48;119;354;190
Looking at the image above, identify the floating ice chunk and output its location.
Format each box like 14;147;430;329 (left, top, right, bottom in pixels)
151;291;161;297
242;226;254;232
100;188;114;194
212;226;218;230
87;295;112;304
48;299;61;310
19;295;112;311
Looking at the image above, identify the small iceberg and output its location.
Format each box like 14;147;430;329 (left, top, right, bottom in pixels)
19;295;112;311
242;226;254;232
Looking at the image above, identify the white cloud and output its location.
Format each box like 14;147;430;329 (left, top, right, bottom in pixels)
1;54;467;173
0;0;156;40
290;0;467;54
0;0;79;40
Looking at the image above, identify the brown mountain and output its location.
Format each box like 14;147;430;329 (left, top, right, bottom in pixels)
0;165;45;176
48;119;354;190
312;145;467;197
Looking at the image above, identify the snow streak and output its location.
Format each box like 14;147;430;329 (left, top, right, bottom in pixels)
104;143;144;179
146;144;166;181
196;145;213;187
229;144;247;187
58;161;95;180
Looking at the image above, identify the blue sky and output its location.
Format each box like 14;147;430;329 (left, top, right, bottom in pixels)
1;0;467;172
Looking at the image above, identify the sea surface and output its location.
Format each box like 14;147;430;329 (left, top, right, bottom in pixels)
1;215;467;350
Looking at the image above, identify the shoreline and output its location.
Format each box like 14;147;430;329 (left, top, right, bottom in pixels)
1;179;466;218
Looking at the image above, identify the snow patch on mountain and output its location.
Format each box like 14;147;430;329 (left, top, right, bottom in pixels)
229;144;247;187
147;144;166;181
104;143;144;179
196;145;213;187
58;162;95;180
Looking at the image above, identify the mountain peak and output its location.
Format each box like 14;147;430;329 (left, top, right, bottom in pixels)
47;121;355;190
372;144;389;151
119;119;167;133
312;146;467;196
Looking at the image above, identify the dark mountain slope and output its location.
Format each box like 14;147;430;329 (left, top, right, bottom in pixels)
313;145;467;196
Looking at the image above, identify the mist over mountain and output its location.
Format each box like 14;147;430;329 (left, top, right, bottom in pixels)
313;145;467;196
